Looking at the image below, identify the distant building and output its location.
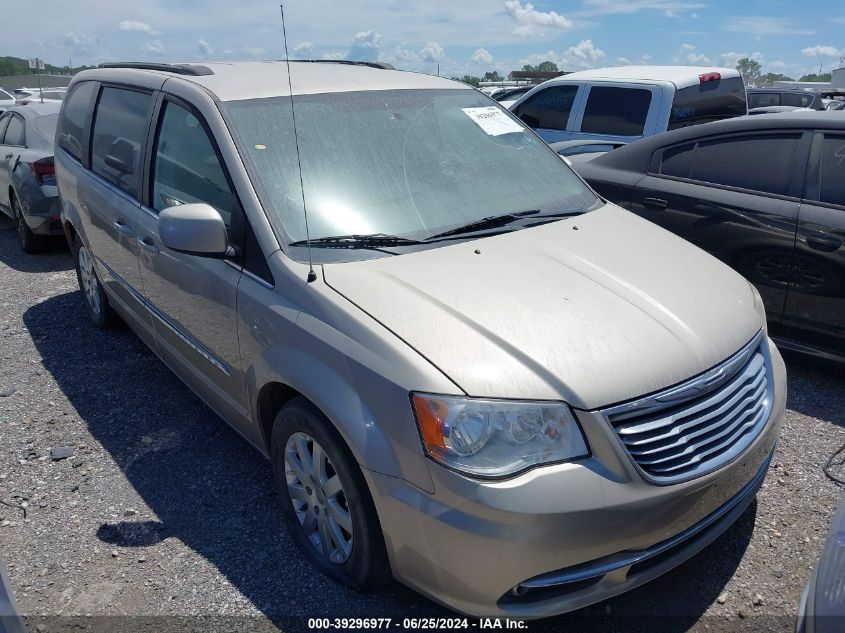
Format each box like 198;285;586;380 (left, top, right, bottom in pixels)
507;70;568;84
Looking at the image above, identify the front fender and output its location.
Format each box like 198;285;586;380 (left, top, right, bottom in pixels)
237;264;461;494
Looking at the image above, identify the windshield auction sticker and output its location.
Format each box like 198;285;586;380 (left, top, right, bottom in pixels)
462;106;524;136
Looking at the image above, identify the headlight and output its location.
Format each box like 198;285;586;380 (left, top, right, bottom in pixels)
749;282;768;335
411;393;589;478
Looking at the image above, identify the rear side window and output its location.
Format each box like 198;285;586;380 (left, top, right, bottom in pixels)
90;87;153;198
819;134;845;206
668;77;747;130
782;93;813;108
514;85;579;131
580;87;651;137
3;115;25;146
690;134;801;195
748;92;779;109
58;81;96;161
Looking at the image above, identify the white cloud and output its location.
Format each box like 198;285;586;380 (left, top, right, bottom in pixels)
471;48;494;66
690;12;699;18
724;17;815;36
581;0;706;16
802;45;843;58
525;39;605;70
144;40;166;55
293;41;314;58
240;47;266;58
420;41;445;63
118;20;158;35
197;38;213;57
321;51;345;61
349;29;382;61
686;53;711;65
616;56;633;65
720;51;763;67
679;43;696;52
63;32;95;55
505;1;573;37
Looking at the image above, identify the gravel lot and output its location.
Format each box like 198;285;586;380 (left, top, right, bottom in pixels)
1;216;844;633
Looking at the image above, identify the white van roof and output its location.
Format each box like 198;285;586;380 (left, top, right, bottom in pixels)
553;66;742;90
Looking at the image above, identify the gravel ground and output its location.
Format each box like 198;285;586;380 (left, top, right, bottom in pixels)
1;215;844;633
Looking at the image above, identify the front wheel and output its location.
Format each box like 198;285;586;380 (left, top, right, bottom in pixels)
271;397;391;591
73;235;121;329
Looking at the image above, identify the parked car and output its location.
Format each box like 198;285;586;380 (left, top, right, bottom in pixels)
575;111;845;364
748;105;811;115
0;88;14;113
492;85;533;108
0;103;63;253
747;88;824;111
827;100;845;111
56;60;784;619
11;87;66;106
509;66;747;147
796;493;845;633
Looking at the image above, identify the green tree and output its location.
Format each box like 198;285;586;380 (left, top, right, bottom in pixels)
798;72;832;82
759;72;794;87
536;60;559;73
483;70;503;82
735;57;762;84
452;75;481;87
521;64;535;72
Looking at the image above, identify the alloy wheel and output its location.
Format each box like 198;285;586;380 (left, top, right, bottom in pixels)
78;245;102;317
284;432;353;564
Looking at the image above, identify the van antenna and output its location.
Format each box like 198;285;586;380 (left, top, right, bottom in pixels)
280;4;317;284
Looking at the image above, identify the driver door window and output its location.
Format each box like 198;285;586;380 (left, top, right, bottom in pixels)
151;101;239;232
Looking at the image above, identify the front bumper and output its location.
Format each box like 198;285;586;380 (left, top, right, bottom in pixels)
365;338;786;618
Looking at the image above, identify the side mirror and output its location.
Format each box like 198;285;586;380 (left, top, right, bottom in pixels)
159;203;229;258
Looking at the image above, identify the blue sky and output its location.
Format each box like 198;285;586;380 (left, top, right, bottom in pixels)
5;1;844;79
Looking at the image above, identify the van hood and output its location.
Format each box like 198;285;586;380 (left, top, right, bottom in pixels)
322;204;762;410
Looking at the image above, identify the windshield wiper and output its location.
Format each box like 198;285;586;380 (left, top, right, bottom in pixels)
426;209;540;241
289;233;425;251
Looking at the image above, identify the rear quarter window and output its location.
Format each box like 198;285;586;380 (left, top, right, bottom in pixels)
668;77;747;130
580;86;651;137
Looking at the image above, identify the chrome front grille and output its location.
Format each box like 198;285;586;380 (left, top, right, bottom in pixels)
604;331;772;484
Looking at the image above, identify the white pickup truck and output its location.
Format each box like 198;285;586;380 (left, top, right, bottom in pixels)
509;66;748;152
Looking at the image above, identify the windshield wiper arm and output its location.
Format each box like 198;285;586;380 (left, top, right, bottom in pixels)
426;209;540;241
288;233;425;250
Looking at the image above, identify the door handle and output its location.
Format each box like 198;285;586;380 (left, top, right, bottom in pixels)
113;219;133;236
642;197;668;209
137;236;158;254
806;234;842;252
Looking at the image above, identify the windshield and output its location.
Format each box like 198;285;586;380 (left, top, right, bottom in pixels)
224;89;598;260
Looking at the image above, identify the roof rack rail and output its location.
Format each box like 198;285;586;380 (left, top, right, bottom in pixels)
290;59;395;71
96;62;214;76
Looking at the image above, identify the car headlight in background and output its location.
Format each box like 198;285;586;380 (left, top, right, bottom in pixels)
412;393;589;478
749;282;768;335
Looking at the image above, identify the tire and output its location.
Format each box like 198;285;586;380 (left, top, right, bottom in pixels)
271;397;391;591
73;234;121;329
12;192;42;254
